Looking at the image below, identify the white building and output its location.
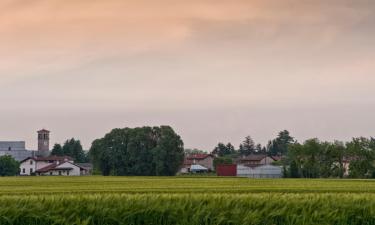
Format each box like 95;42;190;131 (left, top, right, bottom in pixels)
20;156;89;176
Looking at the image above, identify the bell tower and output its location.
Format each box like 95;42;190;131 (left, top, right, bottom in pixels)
37;129;50;153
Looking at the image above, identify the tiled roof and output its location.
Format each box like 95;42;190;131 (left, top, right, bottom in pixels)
186;154;213;160
239;155;267;161
36;163;59;173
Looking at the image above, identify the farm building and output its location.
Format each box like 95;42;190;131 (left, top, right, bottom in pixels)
237;164;282;178
180;154;214;173
20;156;90;176
216;164;237;176
236;155;276;167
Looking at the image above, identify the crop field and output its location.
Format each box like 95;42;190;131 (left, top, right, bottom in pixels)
0;177;375;225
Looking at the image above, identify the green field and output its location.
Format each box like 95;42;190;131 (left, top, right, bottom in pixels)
0;177;375;225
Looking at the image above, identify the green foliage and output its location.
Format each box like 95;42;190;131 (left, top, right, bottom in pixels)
89;126;184;176
0;177;375;224
51;139;87;163
239;136;256;156
347;137;375;178
0;156;19;176
184;149;207;154
268;130;294;156
51;144;63;156
212;142;236;157
285;137;375;179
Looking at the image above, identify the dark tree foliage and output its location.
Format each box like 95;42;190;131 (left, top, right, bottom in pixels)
89;126;184;176
184;149;206;155
346;137;375;178
212;142;236;157
51;139;88;163
239;136;255;156
289;161;300;178
284;137;375;179
268;130;294;156
51;144;63;156
0;155;20;176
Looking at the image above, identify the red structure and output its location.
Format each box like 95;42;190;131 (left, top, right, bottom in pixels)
216;164;237;177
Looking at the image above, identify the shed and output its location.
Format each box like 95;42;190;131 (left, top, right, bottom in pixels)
237;164;282;178
216;164;237;176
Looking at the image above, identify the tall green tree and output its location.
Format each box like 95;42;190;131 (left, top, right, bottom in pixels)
0;155;20;176
89;126;184;176
51;144;63;156
239;136;255;156
346;137;375;178
212;142;236;157
268;130;294;156
51;139;87;163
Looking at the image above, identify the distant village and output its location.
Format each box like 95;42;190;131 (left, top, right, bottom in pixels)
180;153;284;178
0;129;285;177
0;128;372;178
0;129;92;176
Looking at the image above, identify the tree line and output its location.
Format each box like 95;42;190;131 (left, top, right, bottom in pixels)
211;130;375;178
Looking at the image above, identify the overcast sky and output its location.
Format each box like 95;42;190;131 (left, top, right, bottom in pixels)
1;0;374;150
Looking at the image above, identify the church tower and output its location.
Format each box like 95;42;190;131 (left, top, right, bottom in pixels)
37;129;50;154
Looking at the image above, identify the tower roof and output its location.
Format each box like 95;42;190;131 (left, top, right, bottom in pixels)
37;129;50;133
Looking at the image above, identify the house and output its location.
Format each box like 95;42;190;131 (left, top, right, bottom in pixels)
36;161;89;176
180;154;214;173
20;156;89;176
236;154;275;167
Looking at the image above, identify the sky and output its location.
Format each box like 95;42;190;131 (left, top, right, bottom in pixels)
1;0;374;151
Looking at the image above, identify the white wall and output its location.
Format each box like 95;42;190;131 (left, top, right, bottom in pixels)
55;162;81;176
20;158;36;175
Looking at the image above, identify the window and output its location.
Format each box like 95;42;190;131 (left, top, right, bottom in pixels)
58;171;62;176
30;160;33;165
22;168;25;173
8;147;11;151
50;172;53;175
30;168;33;174
67;171;70;176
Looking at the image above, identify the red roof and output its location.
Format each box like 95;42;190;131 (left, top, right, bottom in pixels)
36;163;59;173
186;154;213;160
36;161;87;173
239;155;267;162
271;156;283;161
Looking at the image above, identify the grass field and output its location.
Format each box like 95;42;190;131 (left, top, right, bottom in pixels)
0;177;375;225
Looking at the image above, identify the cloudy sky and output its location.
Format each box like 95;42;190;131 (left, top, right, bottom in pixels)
1;0;374;150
